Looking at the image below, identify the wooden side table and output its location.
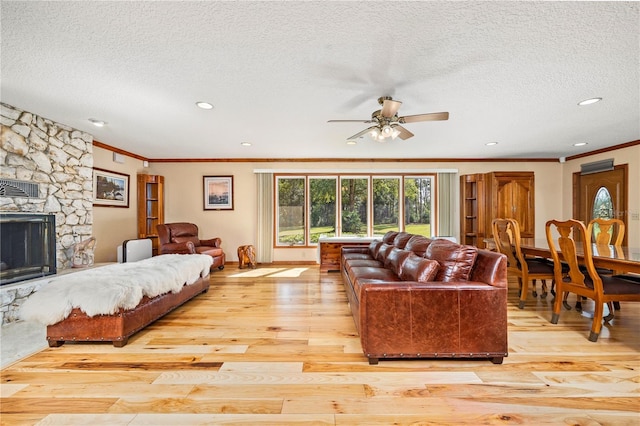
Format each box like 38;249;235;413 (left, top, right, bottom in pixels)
318;237;377;272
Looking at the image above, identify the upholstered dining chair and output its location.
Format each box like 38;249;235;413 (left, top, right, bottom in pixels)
492;218;555;309
546;219;640;342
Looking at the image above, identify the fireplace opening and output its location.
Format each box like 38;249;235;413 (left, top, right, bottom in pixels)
0;213;57;286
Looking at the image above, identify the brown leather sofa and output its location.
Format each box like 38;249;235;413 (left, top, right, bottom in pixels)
341;231;508;365
157;222;225;270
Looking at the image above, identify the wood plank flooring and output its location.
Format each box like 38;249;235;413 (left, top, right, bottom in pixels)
1;265;639;425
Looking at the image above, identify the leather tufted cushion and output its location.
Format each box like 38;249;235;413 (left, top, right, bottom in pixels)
426;239;478;282
382;231;399;244
384;247;412;276
393;232;413;249
400;254;440;282
404;235;432;257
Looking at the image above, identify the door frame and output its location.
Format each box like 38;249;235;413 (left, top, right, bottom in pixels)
572;164;628;245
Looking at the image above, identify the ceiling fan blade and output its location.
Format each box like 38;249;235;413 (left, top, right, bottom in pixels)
347;126;378;140
394;125;414;140
399;112;449;123
381;99;402;118
327;119;373;123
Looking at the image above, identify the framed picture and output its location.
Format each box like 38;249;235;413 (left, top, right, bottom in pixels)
93;168;130;208
204;176;234;210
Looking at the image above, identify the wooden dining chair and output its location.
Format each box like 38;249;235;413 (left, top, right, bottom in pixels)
546;219;640;342
588;217;626;317
492;218;555;309
588;217;625;246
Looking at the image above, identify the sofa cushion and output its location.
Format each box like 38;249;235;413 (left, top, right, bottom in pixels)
376;243;394;263
384;247;412;276
400;254;440;282
404;235;432;257
345;259;383;268
382;231;399;244
196;246;223;257
393;232;413;249
349;267;400;297
342;252;375;262
345;259;383;279
426;240;478;282
368;240;384;258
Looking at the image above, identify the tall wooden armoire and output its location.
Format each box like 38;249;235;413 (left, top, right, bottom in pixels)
460;171;534;248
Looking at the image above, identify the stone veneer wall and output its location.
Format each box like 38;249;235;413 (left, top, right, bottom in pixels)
0;102;94;324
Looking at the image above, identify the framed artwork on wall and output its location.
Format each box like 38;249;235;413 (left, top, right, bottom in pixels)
204;176;234;210
93;168;130;208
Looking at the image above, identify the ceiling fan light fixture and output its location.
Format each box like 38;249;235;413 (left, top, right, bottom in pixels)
88;118;106;127
381;124;393;136
196;101;214;110
391;128;401;140
578;97;602;106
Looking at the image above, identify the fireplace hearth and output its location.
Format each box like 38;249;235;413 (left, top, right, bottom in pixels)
0;213;57;286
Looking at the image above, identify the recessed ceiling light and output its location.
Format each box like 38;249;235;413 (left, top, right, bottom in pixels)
240;142;252;147
88;118;106;127
196;101;214;110
346;140;357;145
578;97;602;106
573;142;588;147
485;142;498;146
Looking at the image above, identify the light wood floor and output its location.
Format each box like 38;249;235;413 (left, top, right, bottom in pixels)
1;265;639;425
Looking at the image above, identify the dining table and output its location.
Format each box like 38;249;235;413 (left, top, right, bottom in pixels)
518;238;640;275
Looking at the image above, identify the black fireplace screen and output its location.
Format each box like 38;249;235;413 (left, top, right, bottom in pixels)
0;213;56;286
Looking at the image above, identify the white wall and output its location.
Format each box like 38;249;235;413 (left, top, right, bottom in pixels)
92;147;145;262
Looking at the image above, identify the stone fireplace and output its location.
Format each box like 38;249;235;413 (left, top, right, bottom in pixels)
0;103;94;323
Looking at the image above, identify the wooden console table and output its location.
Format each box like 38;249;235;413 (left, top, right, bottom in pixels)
318;237;378;272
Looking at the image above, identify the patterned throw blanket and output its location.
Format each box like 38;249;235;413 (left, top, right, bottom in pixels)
20;254;213;326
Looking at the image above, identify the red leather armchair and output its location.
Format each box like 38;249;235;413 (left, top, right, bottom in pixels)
157;222;225;270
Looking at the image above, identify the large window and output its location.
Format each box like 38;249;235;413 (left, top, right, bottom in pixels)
277;177;305;245
276;174;434;246
341;177;368;237
404;177;432;237
373;177;400;234
309;177;337;242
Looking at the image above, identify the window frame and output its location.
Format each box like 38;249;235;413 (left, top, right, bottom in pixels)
274;173;436;247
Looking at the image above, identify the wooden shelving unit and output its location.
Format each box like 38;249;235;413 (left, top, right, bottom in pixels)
460;174;485;247
137;174;164;256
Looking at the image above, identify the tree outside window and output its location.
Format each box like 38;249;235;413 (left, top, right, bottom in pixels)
309;177;337;242
373;177;400;235
277;177;305;245
341;177;368;236
404;177;432;237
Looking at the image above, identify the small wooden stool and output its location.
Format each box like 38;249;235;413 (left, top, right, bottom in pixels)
237;245;257;269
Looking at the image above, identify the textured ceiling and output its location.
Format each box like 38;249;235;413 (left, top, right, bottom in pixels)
1;1;638;160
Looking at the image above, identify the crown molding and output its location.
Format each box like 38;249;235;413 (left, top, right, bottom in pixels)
92;140;638;164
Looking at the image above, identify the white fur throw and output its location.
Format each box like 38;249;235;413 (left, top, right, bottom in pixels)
20;254;213;326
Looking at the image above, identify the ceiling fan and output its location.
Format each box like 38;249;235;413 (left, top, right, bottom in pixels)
328;96;449;142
